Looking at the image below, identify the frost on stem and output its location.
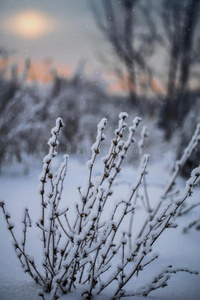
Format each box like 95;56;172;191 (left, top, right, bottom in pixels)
136;122;200;240
119;266;198;299
138;126;148;153
163;122;200;198
38;117;64;248
0;114;200;300
86;117;107;170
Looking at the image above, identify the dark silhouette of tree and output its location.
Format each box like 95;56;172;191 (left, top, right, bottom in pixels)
160;0;200;138
90;0;159;105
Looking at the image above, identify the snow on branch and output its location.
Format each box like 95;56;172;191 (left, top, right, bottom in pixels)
0;114;199;300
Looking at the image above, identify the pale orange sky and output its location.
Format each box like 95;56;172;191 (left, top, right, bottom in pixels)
0;0;104;70
3;10;58;39
0;0;199;96
0;0;169;96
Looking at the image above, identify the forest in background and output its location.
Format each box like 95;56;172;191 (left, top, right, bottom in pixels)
0;0;200;176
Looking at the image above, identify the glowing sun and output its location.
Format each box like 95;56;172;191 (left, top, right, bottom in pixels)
3;10;57;39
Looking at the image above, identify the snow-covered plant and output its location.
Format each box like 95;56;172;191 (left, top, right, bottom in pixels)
1;114;200;300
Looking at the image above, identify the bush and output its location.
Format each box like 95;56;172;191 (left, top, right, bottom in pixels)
1;113;200;300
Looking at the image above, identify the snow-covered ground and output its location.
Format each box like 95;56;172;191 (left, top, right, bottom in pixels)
0;157;200;300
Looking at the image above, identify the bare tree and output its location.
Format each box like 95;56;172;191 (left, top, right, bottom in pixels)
90;0;159;104
160;0;200;138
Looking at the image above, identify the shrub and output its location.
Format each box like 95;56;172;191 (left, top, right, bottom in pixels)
1;113;200;300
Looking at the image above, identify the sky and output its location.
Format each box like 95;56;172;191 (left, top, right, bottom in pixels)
0;0;107;77
0;0;199;96
1;0;186;95
0;0;165;94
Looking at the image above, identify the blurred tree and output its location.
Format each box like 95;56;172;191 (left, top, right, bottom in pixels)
0;53;48;169
178;97;200;177
159;0;200;138
90;0;160;105
90;0;200;138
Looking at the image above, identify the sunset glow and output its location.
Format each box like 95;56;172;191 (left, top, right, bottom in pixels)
3;10;57;39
